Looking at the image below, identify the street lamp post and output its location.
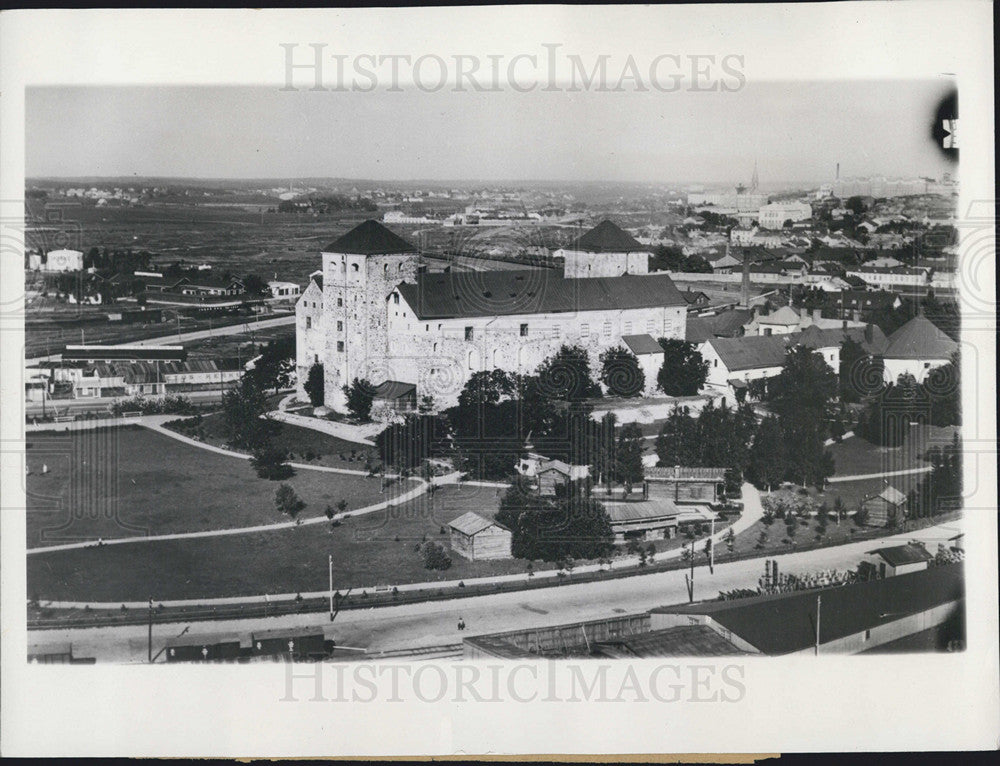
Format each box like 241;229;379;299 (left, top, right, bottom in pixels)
328;554;334;621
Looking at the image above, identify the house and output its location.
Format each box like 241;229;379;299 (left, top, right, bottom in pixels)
557;219;650;278
681;288;711;308
860;484;908;528
862;543;934;578
649;563;964;655
882;315;958;384
749;305;802;336
644;466;727;505
448;512;512;560
372;380;417;413
621;334;664;396
757;201;812;230
37;249;84;272
268;280;301;299
536;459;590;496
603;496;683;542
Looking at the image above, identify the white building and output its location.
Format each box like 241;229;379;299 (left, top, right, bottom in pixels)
881;315;958;384
295;272;325;398
268;280;301;300
757;202;812;230
555;220;650;278
38;249;84;272
846;265;930;289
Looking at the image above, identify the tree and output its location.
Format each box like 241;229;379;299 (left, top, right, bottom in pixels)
422;542;452;571
249;337;295;394
535;345;601;401
304;363;325;407
613;423;646;490
725;527;736;553
656;339;708;396
251;445;293;480
599;346;644;398
655;407;700;467
242;273;268;296
343;377;377;421
222;375;274;450
274;484;305;520
769;346;838;421
747;416;787;491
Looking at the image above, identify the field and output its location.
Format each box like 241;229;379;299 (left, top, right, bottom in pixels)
25;482;521;602
24;426;412;548
827;426;958;477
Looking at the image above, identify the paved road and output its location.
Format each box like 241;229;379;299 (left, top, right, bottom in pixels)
828;466;933;483
26;520;961;663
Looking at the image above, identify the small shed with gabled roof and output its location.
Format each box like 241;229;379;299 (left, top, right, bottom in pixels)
448;511;512;561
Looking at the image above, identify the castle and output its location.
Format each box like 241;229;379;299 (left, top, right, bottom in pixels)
296;219;688;411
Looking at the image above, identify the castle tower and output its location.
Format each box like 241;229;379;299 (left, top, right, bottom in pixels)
750;160;759;193
559;220;649;278
319;220;419;411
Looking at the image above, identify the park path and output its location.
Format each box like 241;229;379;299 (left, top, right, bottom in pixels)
828;465;933;483
266;408;379;446
34;482;764;609
26;472;443;557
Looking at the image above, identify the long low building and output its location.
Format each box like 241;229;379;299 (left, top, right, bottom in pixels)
650;563;964;655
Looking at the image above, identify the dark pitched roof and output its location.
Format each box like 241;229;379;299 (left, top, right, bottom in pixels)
705;309;753;338
324;219;417;255
373;380;416;400
569;220;645;253
867;543;933;567
708;334;793;372
396;271;685;320
884;316;958;360
604;497;680;524
797;324;889;356
594;625;747;658
622;334;664;355
685;316;714;343
651;563;964;655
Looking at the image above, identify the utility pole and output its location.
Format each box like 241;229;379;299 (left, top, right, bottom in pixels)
147;596;154;663
328;554;334;621
684;541;695;603
710;516;716;573
815;594;822;656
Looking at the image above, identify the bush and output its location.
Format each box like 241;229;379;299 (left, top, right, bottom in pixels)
251;445;293;480
422;542;452;571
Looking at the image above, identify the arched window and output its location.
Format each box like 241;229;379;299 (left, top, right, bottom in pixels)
340;262;346;274
467;350;475;370
351;263;359;273
492;348;501;367
384;264;388;273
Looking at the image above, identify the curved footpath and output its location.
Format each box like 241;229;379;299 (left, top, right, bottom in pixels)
26;415;433;555
33;483;765;608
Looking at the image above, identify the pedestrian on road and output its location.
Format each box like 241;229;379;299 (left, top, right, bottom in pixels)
457;617;466;631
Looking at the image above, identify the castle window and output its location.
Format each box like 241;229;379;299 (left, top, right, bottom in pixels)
384;264;388;273
603;322;612;336
340;262;346;274
393;293;399;304
351;263;359;272
305;317;312;329
433;343;439;353
623;321;632;334
581;323;589;336
337;341;344;352
337;298;343;307
646;320;655;332
520;323;528;337
465;326;474;341
337;321;343;331
467;350;475;370
425;324;429;331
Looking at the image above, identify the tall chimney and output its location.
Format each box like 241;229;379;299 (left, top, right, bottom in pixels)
739;249;751;309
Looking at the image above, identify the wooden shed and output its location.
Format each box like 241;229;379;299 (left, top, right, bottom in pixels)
449;511;512;561
861;484;907;527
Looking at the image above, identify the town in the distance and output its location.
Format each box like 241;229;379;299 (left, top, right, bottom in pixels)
23;168;964;663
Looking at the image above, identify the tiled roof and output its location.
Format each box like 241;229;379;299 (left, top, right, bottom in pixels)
652;563;964;655
884;316;958;360
622;334;664;355
396;270;685;320
685;317;714;343
324;219;417;255
569;220;645;253
449;511;500;536
867;543;933;567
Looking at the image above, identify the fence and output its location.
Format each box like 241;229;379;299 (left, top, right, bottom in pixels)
28;509;964;631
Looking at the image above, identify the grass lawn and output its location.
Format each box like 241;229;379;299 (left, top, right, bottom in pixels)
812;473;926;513
164;412;378;470
25;427;412;548
828;426;959;478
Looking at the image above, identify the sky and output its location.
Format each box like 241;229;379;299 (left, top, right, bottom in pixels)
26;80;955;186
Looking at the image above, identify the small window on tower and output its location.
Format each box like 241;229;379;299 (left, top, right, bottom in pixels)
337;341;344;352
351;263;359;272
465;326;474;341
337;321;343;332
337;298;343;307
305;317;312;329
393;293;399;305
520;323;528;337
